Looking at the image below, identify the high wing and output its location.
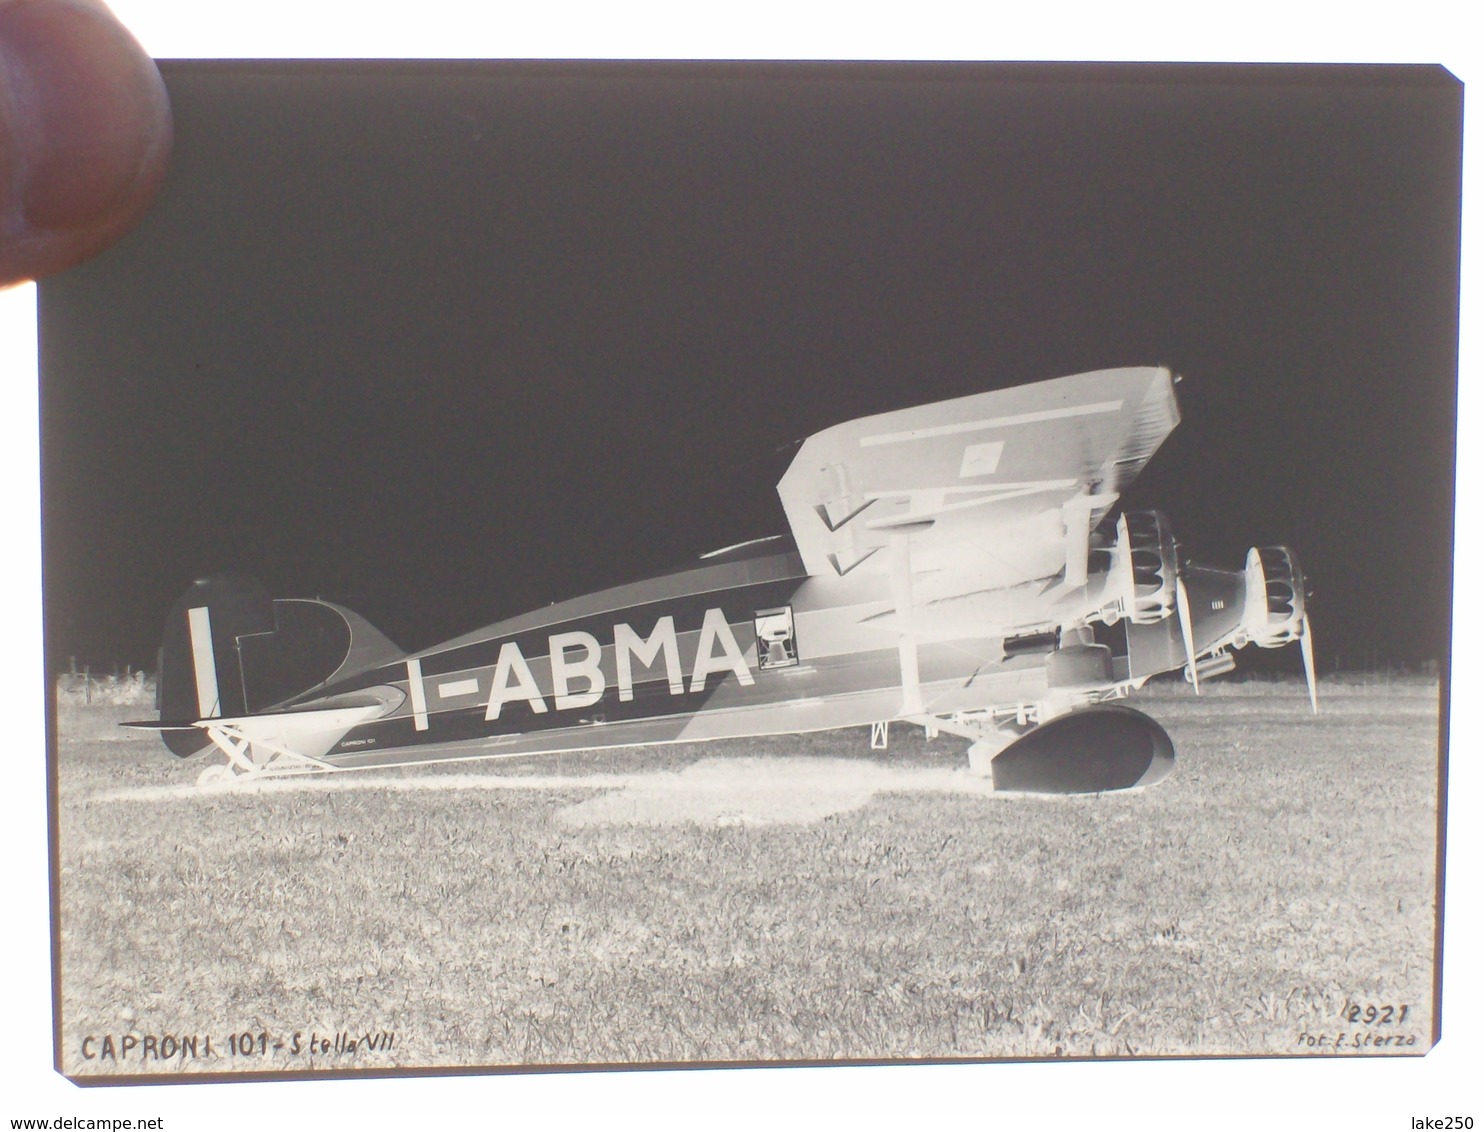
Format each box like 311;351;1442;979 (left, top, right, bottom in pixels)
776;366;1180;604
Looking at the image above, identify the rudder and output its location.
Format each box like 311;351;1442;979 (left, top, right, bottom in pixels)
154;575;404;757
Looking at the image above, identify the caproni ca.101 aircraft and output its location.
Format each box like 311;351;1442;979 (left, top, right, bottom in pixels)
128;366;1316;794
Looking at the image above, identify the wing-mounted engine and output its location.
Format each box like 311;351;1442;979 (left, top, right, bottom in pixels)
1049;508;1180;640
977;509;1184;707
1107;509;1225;698
1114;510;1180;624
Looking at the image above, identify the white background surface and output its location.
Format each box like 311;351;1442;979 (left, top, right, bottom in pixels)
1;3;1476;1128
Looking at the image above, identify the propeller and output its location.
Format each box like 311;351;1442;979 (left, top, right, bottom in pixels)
1298;614;1318;713
1175;574;1200;694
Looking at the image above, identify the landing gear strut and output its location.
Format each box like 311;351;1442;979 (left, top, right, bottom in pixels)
191;724;334;788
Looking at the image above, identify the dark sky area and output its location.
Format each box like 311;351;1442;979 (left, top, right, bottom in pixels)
40;61;1461;672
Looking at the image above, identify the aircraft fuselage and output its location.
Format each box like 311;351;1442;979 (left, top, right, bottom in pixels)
259;538;1232;771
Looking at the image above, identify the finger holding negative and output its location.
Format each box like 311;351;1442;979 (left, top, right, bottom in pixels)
0;0;172;287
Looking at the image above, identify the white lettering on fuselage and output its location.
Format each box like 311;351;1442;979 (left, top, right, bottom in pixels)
482;608;755;721
485;640;551;720
690;607;756;692
549;631;605;711
614;615;683;701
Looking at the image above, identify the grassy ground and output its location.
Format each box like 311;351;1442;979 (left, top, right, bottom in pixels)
54;680;1440;1076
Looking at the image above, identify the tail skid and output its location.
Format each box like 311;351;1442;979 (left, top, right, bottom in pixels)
193;722;340;788
190;695;409;785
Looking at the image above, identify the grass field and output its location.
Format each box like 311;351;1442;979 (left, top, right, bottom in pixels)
53;679;1441;1076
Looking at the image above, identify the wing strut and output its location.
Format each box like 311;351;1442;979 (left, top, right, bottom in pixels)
886;523;933;715
1061;491;1119;590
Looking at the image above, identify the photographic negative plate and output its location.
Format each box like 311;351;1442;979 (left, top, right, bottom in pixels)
39;60;1460;1081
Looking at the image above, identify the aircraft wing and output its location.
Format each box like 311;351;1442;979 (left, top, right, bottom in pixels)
776;366;1180;601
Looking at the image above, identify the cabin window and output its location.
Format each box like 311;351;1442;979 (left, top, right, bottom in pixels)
753;606;799;670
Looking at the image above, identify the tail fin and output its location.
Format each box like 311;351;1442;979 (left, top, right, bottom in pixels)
153;575;404;757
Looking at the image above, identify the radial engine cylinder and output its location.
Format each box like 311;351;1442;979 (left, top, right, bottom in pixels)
1119;510;1180;625
1241;546;1308;647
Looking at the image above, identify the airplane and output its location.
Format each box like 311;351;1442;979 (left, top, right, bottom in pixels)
125;365;1317;795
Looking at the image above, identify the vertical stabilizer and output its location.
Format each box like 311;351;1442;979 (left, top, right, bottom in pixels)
153;574;405;758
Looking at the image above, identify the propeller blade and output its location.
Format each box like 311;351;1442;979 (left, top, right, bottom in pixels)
1299;614;1318;713
1175;575;1200;694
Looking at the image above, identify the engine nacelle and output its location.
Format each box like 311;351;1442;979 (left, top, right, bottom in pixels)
1241;546;1307;648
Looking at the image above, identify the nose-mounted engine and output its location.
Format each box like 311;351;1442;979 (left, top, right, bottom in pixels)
1087;518;1317;711
1227;544;1318;709
1241;546;1308;647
